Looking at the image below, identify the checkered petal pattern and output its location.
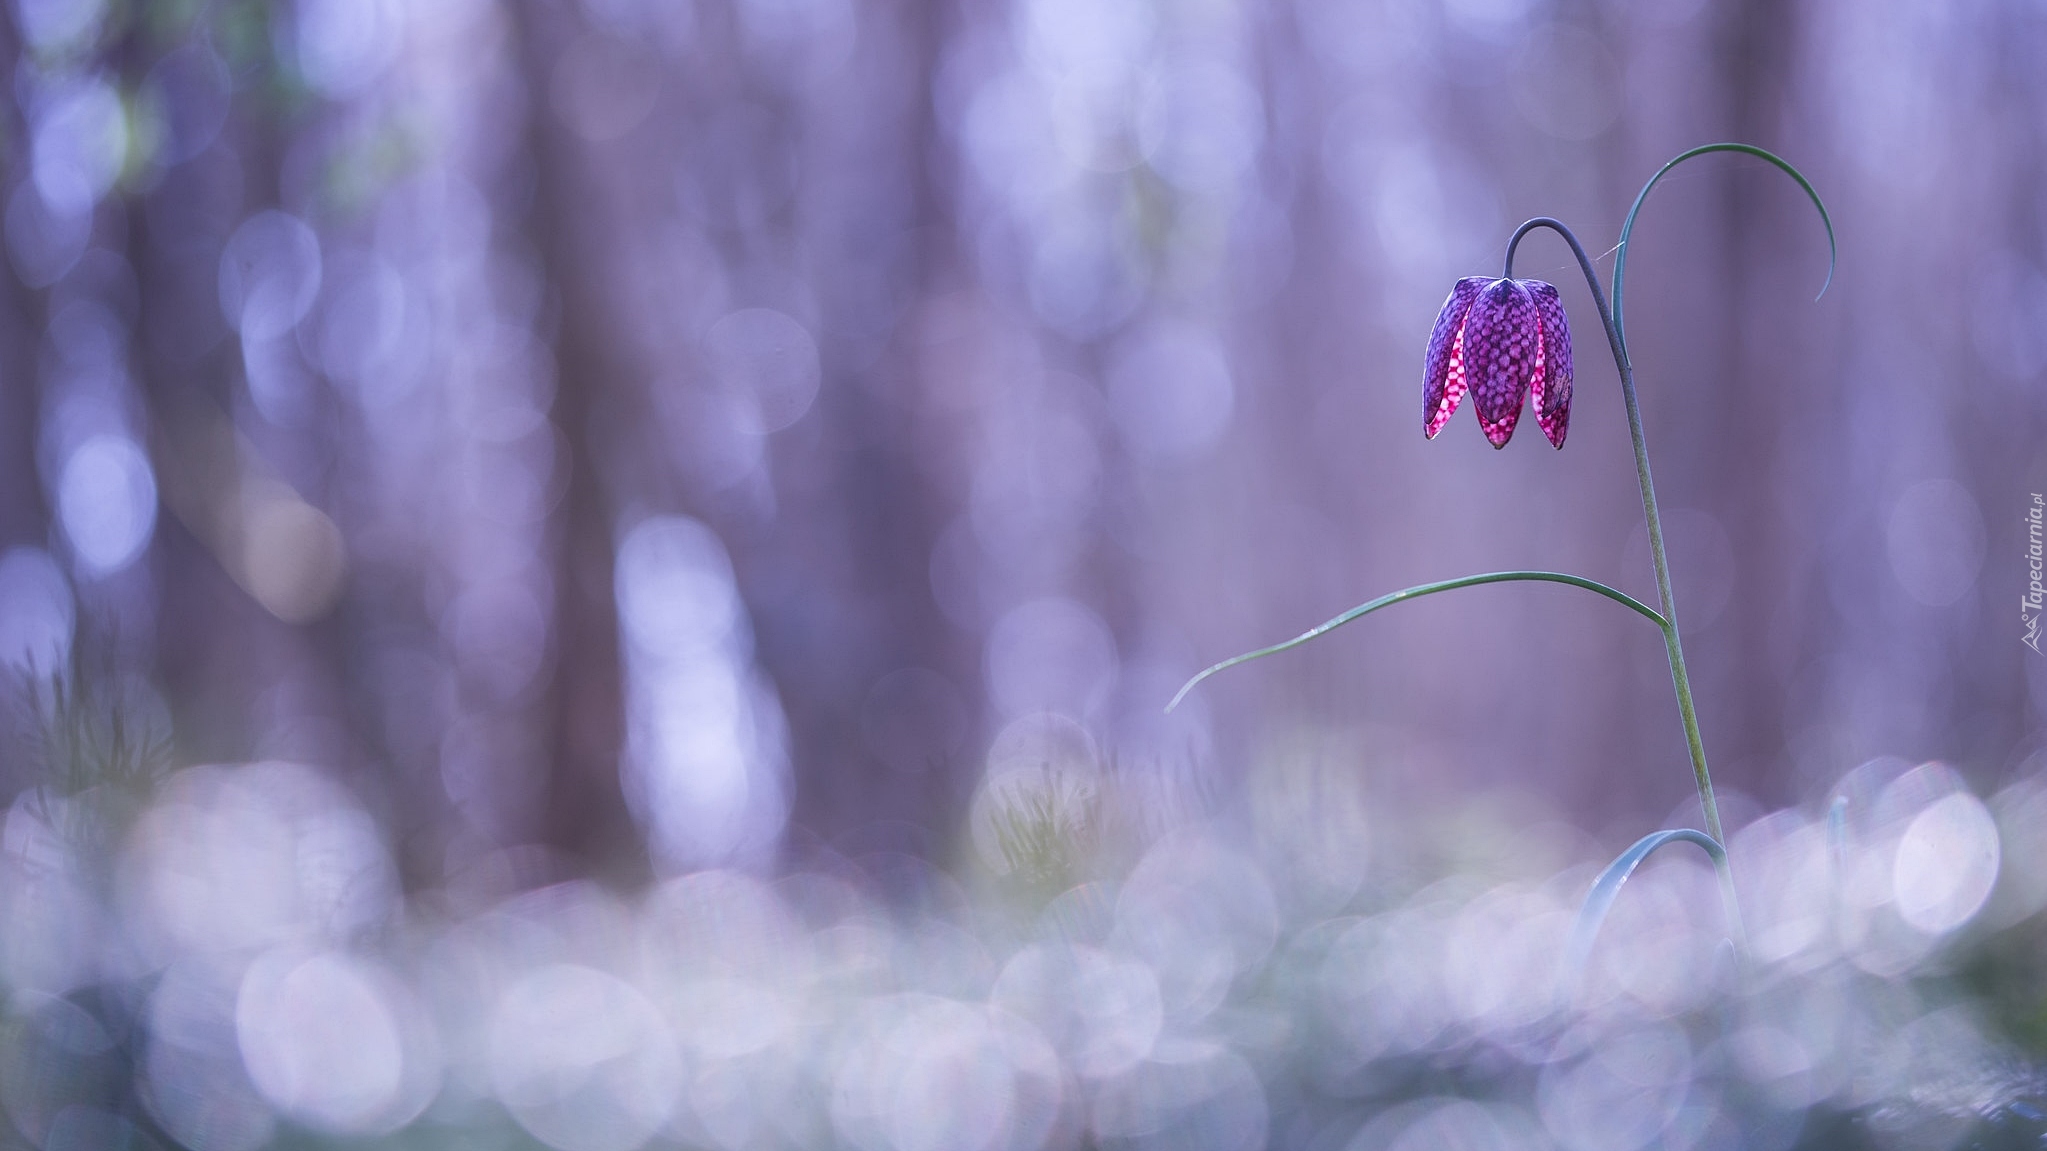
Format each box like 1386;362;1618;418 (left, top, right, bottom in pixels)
1420;276;1574;449
1423;277;1485;439
1527;280;1573;448
1463;280;1540;448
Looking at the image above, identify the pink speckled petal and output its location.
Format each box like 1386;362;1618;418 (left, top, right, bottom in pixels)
1526;280;1574;448
1423;277;1485;439
1463;279;1538;448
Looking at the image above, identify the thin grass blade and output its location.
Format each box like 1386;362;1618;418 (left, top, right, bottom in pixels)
1558;827;1726;1008
1166;571;1665;712
1612;143;1836;350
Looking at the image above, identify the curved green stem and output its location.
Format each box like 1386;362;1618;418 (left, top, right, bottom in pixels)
1166;571;1664;713
1504;145;1831;951
1504;215;1727;848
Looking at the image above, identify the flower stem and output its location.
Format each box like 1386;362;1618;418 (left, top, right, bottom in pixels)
1505;218;1740;938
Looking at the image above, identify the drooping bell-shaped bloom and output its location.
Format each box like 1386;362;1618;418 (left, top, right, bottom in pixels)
1422;276;1574;449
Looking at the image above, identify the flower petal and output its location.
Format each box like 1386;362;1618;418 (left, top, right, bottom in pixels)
1423;277;1485;439
1462;279;1538;448
1525;280;1573;448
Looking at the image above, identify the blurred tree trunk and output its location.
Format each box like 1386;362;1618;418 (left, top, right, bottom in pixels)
115;10;344;777
1712;0;1804;800
510;0;645;880
771;0;980;858
0;18;48;551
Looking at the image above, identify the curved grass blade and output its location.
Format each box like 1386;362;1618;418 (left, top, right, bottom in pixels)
1612;143;1836;353
1165;571;1666;713
1558;827;1726;1008
1825;795;1849;944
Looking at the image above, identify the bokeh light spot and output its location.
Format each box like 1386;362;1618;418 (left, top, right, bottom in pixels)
235;948;424;1134
57;433;158;577
489;964;681;1151
1107;320;1236;461
986;598;1117;719
705;308;822;433
219;211;324;340
1886;479;1985;606
1893;792;1999;934
0;548;75;670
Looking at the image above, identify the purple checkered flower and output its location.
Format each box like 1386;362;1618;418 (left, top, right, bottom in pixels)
1422;276;1574;449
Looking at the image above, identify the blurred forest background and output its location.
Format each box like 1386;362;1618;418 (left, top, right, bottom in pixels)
0;0;2040;886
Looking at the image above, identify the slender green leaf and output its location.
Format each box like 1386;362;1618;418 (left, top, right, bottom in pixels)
1612;143;1836;353
1166;571;1666;713
1826;795;1849;872
1559;828;1726;1008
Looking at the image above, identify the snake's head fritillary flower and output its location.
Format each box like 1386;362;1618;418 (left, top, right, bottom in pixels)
1423;276;1574;449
